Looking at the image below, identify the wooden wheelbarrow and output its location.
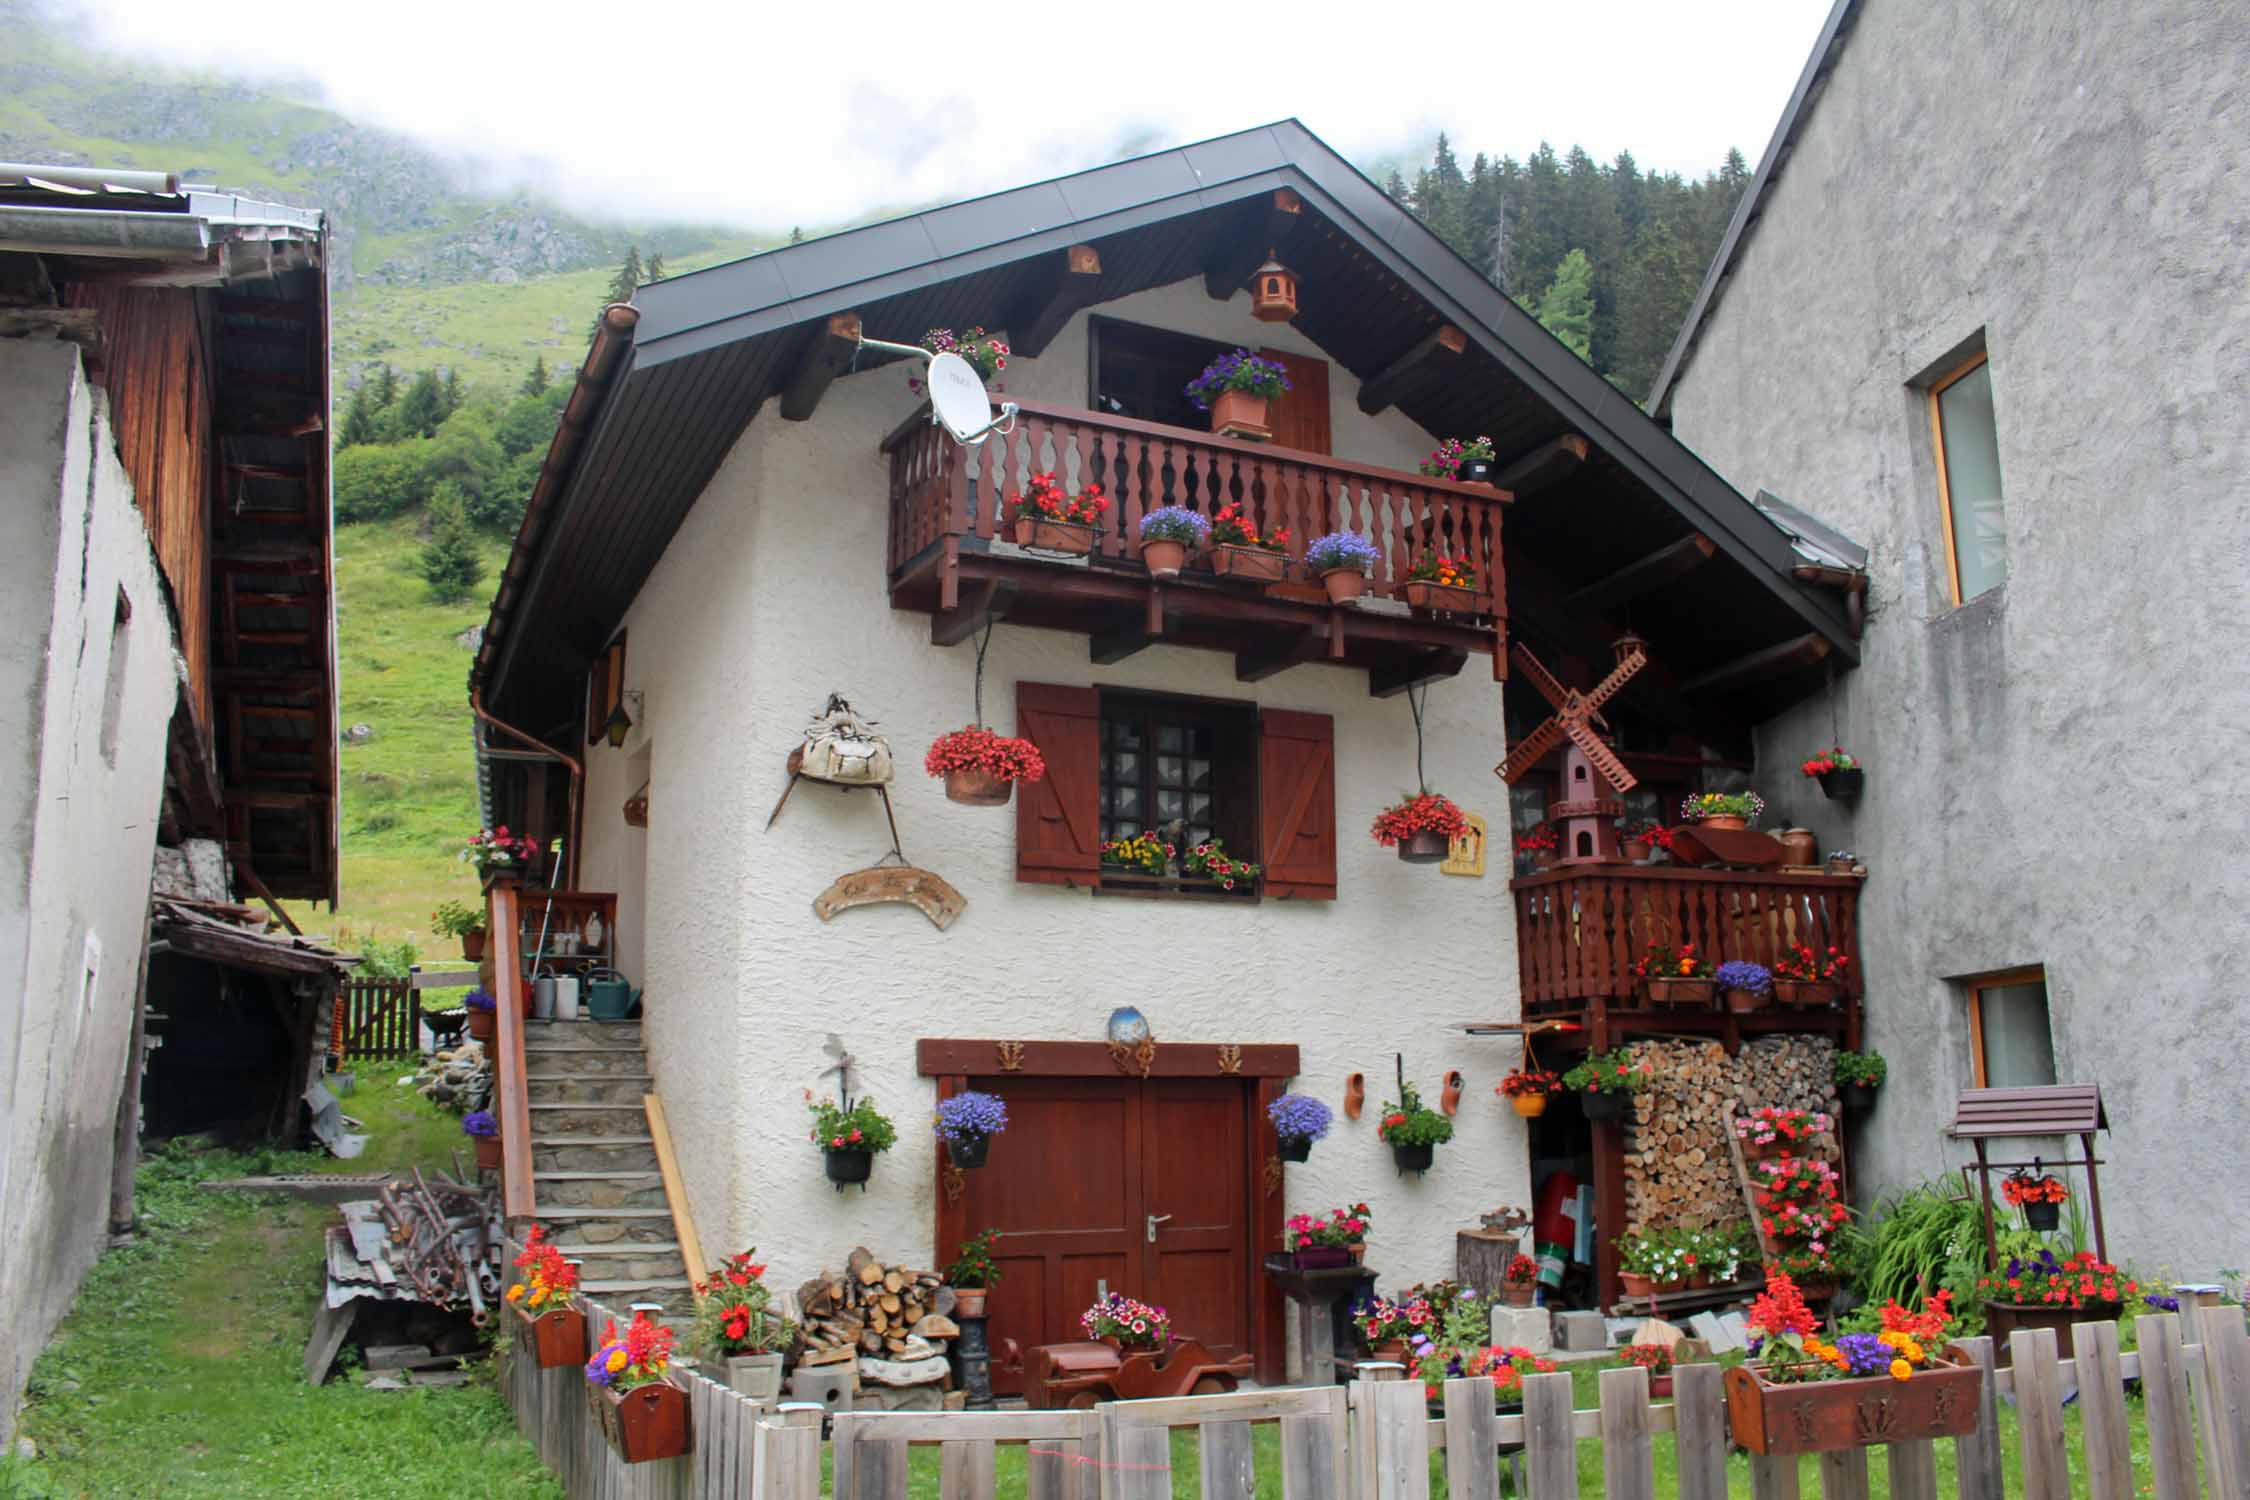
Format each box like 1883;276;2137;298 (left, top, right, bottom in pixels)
1021;1339;1253;1410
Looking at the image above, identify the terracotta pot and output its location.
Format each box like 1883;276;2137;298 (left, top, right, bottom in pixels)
467;1007;496;1043
1724;987;1765;1015
1210;543;1287;582
1320;567;1368;604
1278;1135;1313;1163
1502;1285;1537;1308
1779;828;1819;866
1396;828;1450;864
1511;1093;1549;1119
461;928;488;962
1725;1356;1980;1455
1011;516;1097;556
515;1304;587;1370
1371;1339;1410;1365
1696;814;1748;832
1620;839;1653;863
1533;848;1559;869
1619;1272;1655;1298
593;1378;693;1464
1641;977;1717;1008
1819;768;1865;800
953;1289;988;1319
1689;1272;1713;1290
1772;979;1842;1008
1139;537;1189;576
1402;580;1476;613
1209;390;1271;440
1348;1243;1366;1265
945;766;1013;806
474;1133;502;1170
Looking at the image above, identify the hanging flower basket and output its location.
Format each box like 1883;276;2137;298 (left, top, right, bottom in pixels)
824;1147;873;1187
1278;1135;1313;1162
1512;1093;1548;1119
945;767;1012;806
1390;1142;1434;1176
1267;1093;1332;1162
1372;792;1469;864
925;727;1046;808
936;1091;1008;1171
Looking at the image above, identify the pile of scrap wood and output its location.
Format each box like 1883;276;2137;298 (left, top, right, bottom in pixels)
305;1168;500;1385
793;1247;962;1411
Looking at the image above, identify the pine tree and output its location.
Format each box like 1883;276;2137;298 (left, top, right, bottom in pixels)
418;488;485;603
390;369;446;440
788;227;804;244
372;363;398;410
607;246;644;304
338;384;377;448
643;253;665;283
1534;249;1596;362
439;368;463;422
1384;169;1410;204
520;355;550;397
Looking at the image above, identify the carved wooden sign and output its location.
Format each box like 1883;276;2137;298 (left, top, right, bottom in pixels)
812;866;966;930
1442;813;1487;877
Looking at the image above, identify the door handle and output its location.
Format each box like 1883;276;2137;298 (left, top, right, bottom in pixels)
1146;1212;1173;1243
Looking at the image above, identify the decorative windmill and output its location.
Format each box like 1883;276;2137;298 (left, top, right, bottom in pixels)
1494;636;1648;864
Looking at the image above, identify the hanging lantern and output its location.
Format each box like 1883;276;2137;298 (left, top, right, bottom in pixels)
1251;253;1298;322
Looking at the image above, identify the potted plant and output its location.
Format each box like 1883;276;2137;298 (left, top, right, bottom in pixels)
914;326;1009;383
1714;960;1774;1015
1136;506;1211;576
462;825;543;887
1617;819;1669;863
1180;839;1260;891
1725;1276;1980;1454
1419;435;1499;487
1620;1340;1675;1398
587;1309;691;1463
1206;504;1292;582
1562;1047;1654;1122
462;1108;502;1171
1749;1155;1848;1287
1416;1339;1555;1412
1182;348;1290;440
1497;1068;1561;1119
1267;1092;1334;1162
1734;1106;1835;1160
507;1225;585;1368
1975;1249;2137;1358
1353;1293;1420;1364
945;1228;1003;1319
1303;531;1380;603
1771;943;1851;1007
1678;790;1765;832
1833;1050;1886;1113
1401;552;1478;613
1371;791;1469;864
691;1249;795;1400
1631;943;1716;1006
806;1091;897;1190
1825;849;1860;875
1514;824;1559;870
1100;832;1172;876
1802;747;1864;800
1080;1292;1171;1351
924;724;1047;807
1500;1253;1541;1308
1377;1082;1453;1175
935;1091;1009;1170
464;985;499;1042
1613;1230;1668;1298
2002;1167;2069;1232
1284;1204;1371;1268
432;899;488;962
1006;471;1109;555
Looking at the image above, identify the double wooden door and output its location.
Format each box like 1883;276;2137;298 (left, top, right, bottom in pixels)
950;1076;1250;1394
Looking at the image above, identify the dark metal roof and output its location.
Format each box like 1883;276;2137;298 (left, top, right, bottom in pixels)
1647;0;1861;417
475;121;1858;739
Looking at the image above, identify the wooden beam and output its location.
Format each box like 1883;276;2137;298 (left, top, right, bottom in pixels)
1007;245;1102;360
1681;632;1834;694
1493;433;1592;497
1202;189;1303;301
778;312;862;422
644;1094;708;1303
1090;628;1155;666
928;580;1016;646
1233;629;1327;683
1566;533;1717;612
1356;325;1467;415
227;846;303;936
1369;649;1469;698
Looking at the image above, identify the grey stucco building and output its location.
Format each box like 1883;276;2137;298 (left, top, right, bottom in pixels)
1652;0;2249;1274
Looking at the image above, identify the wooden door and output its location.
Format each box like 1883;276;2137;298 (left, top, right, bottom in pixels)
1259;349;1331;455
1140;1079;1249;1363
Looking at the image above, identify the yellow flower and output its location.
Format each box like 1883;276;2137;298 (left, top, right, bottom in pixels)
507;1284;526;1303
1889;1359;1912;1382
606;1349;629;1373
1903;1339;1924;1362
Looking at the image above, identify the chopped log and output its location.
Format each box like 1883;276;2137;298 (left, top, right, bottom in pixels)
883;1271;906;1294
912;1314;959;1339
857;1264;883;1286
801;1344;857;1367
880;1293;901;1314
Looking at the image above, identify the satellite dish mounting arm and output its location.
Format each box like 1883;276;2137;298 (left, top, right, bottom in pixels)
857;336;1018;446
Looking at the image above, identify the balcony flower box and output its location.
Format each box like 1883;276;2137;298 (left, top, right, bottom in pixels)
1640;977;1716;1008
1773;980;1842;1008
1723;1357;1980;1455
1011;516;1099;556
1211;543;1287;582
1403;580;1475;613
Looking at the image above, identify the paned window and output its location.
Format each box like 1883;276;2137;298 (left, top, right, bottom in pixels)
1966;967;2055;1089
1930;351;2008;603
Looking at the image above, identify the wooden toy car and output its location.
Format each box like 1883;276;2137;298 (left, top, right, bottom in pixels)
1022;1339;1253;1409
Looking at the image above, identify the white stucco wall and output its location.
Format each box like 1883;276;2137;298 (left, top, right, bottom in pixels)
0;340;177;1437
577;279;1529;1313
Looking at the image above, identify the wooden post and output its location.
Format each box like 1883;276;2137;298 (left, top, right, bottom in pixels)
1951;1334;2005;1500
2138;1314;2199;1500
2197;1312;2249;1499
1815;1449;1869;1500
1364;1377;1430;1500
2010;1327;2070;1497
108;902;156;1233
1521;1371;1578;1499
1746;1455;1798;1499
1973;1139;1998;1272
1884;1440;1937;1500
1441;1377;1499;1500
1671;1363;1728;1500
1597;1366;1654;1500
2079;1129;2110;1265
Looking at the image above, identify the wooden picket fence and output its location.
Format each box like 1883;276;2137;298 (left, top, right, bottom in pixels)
337;976;419;1059
501;1299;2250;1500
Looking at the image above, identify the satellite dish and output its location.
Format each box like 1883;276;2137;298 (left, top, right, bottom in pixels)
927;351;1011;444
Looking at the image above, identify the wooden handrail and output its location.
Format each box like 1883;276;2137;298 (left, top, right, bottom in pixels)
489;883;535;1219
644;1093;707;1293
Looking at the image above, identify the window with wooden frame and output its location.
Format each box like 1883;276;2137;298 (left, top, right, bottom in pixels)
1012;682;1335;899
1088;316;1332;454
586;632;626;746
1929;349;2009;604
1965;966;2055;1089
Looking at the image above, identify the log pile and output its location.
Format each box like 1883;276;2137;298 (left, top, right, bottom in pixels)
793;1246;959;1410
1621;1036;1844;1234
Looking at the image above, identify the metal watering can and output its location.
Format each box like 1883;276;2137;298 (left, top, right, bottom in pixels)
531;964;559;1021
584;968;640;1022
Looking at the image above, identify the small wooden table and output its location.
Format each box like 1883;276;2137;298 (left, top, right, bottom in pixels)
1264;1256;1373;1385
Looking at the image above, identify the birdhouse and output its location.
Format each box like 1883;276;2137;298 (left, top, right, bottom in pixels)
1251;254;1298;322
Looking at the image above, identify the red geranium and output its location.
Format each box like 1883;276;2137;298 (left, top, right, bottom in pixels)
1370;791;1469;847
924;726;1048;784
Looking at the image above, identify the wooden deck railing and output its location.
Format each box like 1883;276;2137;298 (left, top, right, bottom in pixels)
884;398;1509;618
490;884;535;1219
1513;866;1864;1010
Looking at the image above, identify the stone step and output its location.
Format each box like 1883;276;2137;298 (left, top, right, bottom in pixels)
528;1102;650;1138
532;1135;662;1174
524;1048;652;1078
580;1278;697;1316
534;1170;667;1210
530;1205;675;1245
522;1019;643;1045
549;1241;686;1283
527;1073;654;1105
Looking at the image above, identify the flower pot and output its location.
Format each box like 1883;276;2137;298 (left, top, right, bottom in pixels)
1502;1285;1537;1308
1649;1374;1675;1399
1819;768;1864;800
1391;1142;1435;1176
474;1133;502;1171
947;1134;991;1170
1641;977;1716;1008
1211;543;1287;582
1455;457;1497;486
953;1289;988;1319
1277;1135;1313;1163
945;766;1013;806
1511;1093;1549;1120
1348;1243;1366;1265
823;1147;874;1188
1619;1272;1655;1298
1292;1247;1355;1270
514;1303;587;1369
1010;516;1098;556
725;1352;784;1402
1371;1339;1410;1365
1320;567;1368;604
1724;1356;1981;1455
1695;814;1748;832
1840;1082;1878;1113
593;1378;693;1464
1724;988;1766;1015
1396;828;1451;864
461;928;488;962
1826;856;1857;875
1402;580;1476;613
1772;979;1842;1008
1139;537;1188;576
2024;1201;2061;1232
1533;848;1559;869
1620;839;1652;863
467;1007;496;1043
1982;1301;2120;1363
1209;390;1271;441
1581;1090;1624;1123
1779;828;1819;866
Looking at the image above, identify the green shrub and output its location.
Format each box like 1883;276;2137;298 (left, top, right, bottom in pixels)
333;441;429;522
1846;1178;1988;1333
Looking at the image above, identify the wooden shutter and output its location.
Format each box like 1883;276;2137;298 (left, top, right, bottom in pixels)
1015;682;1102;887
586;634;625;745
1259;349;1331;456
1258;708;1336;900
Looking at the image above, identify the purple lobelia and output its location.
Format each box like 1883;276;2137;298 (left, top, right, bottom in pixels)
935;1091;1009;1145
1267;1092;1334;1143
1714;961;1774;997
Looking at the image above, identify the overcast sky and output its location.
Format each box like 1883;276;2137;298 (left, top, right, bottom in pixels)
62;0;1827;232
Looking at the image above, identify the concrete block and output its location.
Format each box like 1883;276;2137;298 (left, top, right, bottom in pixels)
1553;1310;1610;1352
789;1363;857;1414
1489;1305;1552;1354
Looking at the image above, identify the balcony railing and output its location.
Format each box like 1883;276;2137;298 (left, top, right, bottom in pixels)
884;398;1507;618
1512;865;1864;1011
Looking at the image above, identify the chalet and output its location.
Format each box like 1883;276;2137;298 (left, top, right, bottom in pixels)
0;164;337;1434
470;121;1870;1385
1650;0;2248;1273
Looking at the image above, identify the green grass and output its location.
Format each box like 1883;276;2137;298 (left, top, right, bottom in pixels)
0;1086;558;1500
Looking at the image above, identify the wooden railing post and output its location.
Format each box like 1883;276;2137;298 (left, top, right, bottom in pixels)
489;884;534;1219
1951;1334;2004;1500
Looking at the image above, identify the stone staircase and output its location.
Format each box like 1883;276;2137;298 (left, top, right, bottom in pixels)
522;1019;695;1317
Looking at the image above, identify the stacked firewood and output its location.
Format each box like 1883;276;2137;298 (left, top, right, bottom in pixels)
1620;1035;1844;1233
794;1247;960;1367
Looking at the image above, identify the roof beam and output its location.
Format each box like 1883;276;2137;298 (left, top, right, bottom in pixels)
778;312;862;422
1202;189;1303;301
1233;627;1329;683
1369;649;1469;699
1007;245;1102;360
929;580;1016;647
1681;631;1833;695
1566;533;1718;612
1356;325;1467;415
1493;434;1591;497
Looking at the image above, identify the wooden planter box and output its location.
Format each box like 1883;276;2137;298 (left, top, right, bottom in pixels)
592;1377;693;1463
1403;580;1476;613
1641;977;1716;1008
1983;1300;2122;1363
1773;979;1843;1008
515;1303;587;1369
1010;516;1098;556
1210;544;1286;582
1724;1356;1982;1455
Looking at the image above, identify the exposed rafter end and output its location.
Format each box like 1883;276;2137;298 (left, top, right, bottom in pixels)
1567;533;1717;611
1356;325;1466;415
1008;245;1102;359
1494;433;1591;496
1370;649;1469;699
1233;627;1329;684
929;580;1016;647
1202;189;1303;301
778;311;862;422
1681;632;1832;694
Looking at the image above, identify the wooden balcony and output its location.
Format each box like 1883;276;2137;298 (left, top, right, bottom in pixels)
883;399;1509;690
